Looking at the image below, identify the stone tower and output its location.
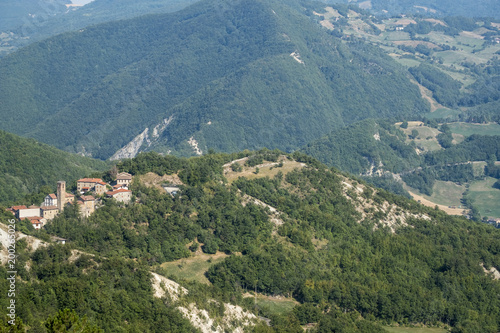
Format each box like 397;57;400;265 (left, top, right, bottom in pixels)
57;181;66;211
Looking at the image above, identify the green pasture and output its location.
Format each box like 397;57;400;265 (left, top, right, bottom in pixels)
468;177;500;219
448;123;500;137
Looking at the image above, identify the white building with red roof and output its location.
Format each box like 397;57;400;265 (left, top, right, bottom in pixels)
106;189;132;204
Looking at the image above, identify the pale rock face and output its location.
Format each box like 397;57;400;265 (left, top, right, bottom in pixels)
150;272;188;301
110;128;149;161
110;116;174;160
151;272;258;332
188;137;203;156
0;223;47;264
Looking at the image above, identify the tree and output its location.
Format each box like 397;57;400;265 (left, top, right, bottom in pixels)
45;309;102;333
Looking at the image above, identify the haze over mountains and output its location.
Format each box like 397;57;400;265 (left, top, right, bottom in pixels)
0;0;430;160
1;0;500;332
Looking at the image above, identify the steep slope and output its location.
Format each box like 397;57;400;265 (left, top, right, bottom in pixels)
0;0;199;56
301;119;422;175
15;149;499;332
0;130;108;204
0;0;428;159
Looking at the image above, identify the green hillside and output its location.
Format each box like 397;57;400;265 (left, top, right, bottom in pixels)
0;0;198;56
0;130;108;205
0;0;428;160
4;150;499;332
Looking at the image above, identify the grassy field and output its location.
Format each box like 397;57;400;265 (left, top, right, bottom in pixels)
428;181;466;207
468;177;500;219
244;293;298;315
224;157;305;184
448;123;500;137
424;108;461;120
383;327;448;333
160;252;229;284
407;181;466;207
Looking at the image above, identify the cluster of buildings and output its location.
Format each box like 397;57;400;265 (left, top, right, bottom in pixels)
7;172;133;230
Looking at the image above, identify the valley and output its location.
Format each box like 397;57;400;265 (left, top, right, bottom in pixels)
0;0;499;332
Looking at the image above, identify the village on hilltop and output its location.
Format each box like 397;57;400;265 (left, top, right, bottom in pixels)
7;172;133;230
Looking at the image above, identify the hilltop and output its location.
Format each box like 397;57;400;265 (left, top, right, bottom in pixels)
4;149;499;332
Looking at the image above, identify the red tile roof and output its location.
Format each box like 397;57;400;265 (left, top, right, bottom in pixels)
25;216;43;223
10;205;27;211
48;193;57;199
65;192;75;197
78;178;103;183
107;189;132;196
41;206;58;210
28;205;40;209
79;195;95;201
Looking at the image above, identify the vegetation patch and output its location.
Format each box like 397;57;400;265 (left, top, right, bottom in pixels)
160;252;229;284
468;177;500;218
448;122;500;137
243;293;298;316
223;156;306;184
383;327;448;333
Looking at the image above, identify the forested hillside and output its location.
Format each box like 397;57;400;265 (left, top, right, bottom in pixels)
0;130;108;205
0;0;428;160
4;150;499;332
0;0;198;56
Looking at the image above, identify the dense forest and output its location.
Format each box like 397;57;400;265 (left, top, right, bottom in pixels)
0;0;199;56
3;150;499;332
0;130;108;205
0;0;428;159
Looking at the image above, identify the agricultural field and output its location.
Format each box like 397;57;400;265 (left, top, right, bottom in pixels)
400;122;443;152
404;181;467;214
448;122;500;137
424;108;462;120
468;177;500;219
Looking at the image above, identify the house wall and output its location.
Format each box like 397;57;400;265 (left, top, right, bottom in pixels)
112;192;131;204
42;208;58;220
18;208;41;219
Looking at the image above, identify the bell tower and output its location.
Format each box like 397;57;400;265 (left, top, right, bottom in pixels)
57;181;66;211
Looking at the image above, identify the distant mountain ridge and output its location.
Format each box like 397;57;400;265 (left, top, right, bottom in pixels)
0;0;428;160
0;0;198;56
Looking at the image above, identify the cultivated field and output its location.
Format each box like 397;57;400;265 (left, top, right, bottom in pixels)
468;177;500;219
448;123;500;137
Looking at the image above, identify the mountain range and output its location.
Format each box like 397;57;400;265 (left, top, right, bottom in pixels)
0;0;428;160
